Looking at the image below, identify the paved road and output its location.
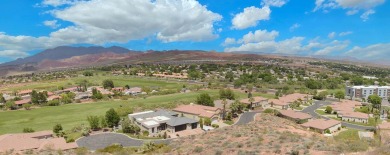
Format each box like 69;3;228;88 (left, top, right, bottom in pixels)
76;133;170;150
234;112;258;125
302;100;375;130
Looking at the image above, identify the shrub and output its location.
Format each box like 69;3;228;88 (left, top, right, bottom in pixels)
194;146;203;153
325;129;331;134
212;124;219;128
47;100;60;106
143;131;149;136
325;106;333;114
263;108;275;114
23;128;35;133
66;138;75;143
204;118;212;126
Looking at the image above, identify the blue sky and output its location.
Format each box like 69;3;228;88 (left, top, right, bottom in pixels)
0;0;389;63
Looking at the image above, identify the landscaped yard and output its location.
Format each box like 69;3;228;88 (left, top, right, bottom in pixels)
0;89;254;135
316;110;326;115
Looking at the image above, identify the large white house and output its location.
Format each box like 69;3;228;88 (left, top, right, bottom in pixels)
346;86;390;100
128;110;198;136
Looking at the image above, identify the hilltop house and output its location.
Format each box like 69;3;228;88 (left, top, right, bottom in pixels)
173;104;221;122
240;96;269;109
278;110;312;123
302;119;341;134
129;110;198;136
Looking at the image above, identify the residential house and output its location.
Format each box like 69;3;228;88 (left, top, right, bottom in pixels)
173;103;221;122
128;110;198;136
47;95;61;101
278;110;312;123
0;131;77;153
214;99;235;111
15;99;31;106
302;119;342;134
330;100;367;123
125;87;142;96
18;90;32;97
112;87;124;92
270;93;311;110
240;96;269;109
269;99;290;110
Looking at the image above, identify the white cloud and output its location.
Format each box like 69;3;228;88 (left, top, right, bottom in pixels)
345;43;390;60
239;30;279;44
0;0;222;57
313;40;349;55
41;0;77;7
360;10;375;21
222;38;237;46
261;0;289;7
43;20;60;29
224;29;351;56
231;6;271;30
0;50;29;59
328;32;336;39
289;23;300;32
339;31;353;36
314;0;385;21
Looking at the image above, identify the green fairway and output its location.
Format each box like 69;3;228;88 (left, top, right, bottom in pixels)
1;75;186;92
0;89;251;135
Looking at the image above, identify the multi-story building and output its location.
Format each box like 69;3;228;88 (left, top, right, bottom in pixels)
346;86;390;100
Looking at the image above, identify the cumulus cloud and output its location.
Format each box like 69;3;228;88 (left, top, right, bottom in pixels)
0;50;29;59
313;0;385;21
261;0;289;7
43;20;60;29
222;38;237;46
239;30;279;44
289;23;300;32
224;29;350;56
231;6;271;30
0;0;222;57
345;43;390;60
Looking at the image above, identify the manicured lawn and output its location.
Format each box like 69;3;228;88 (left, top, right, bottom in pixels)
0;89;252;135
1;75;187;92
316;110;326;115
343;117;381;127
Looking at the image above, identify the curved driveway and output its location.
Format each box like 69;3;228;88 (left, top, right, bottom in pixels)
77;133;170;150
302;100;375;130
234;112;259;125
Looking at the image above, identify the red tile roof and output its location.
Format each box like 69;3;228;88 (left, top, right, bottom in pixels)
0;130;77;152
302;119;341;130
173;104;220;118
15;99;31;105
279;110;312;120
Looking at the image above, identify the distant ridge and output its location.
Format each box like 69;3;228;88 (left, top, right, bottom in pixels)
1;46;135;66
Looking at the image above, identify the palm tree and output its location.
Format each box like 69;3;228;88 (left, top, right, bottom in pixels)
222;99;227;120
249;97;255;110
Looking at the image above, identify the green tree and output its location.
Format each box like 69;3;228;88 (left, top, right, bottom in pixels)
196;93;214;107
231;101;245;115
368;94;382;112
83;71;93;76
325;106;333;114
23;103;32;110
92;88;103;100
204;118;211;126
87;115;100;130
31;90;39;104
53;124;63;136
102;79;114;89
335;91;345;101
318;91;329;100
0;93;5;104
5;100;17;110
199;118;204;129
100;116;108;128
106;108;120;128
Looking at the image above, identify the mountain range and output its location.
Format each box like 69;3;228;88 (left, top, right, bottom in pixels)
0;46;387;76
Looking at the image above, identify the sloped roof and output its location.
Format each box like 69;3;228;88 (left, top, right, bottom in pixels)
173;104;220;118
302;119;341;130
240;96;268;104
279;110;312;120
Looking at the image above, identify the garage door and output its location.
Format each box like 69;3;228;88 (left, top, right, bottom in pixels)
175;124;187;132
